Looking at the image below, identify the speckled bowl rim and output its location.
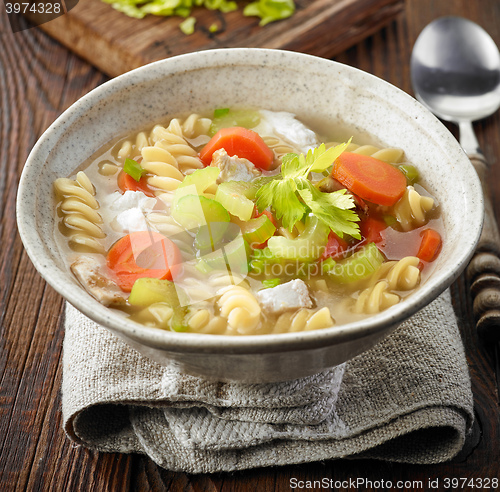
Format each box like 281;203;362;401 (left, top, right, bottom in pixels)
17;48;483;355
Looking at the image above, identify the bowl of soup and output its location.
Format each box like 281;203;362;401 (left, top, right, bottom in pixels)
17;49;483;382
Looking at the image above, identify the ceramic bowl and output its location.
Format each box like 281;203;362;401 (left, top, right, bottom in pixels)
17;49;483;382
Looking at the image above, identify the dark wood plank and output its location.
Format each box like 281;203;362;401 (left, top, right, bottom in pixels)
26;0;404;77
1;0;499;490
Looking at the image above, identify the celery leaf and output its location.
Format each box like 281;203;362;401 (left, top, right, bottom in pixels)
256;179;305;231
297;182;361;239
256;139;360;236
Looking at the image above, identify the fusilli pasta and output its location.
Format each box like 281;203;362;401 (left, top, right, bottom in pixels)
116;131;150;161
274;307;334;333
217;285;261;334
262;135;298;161
326;142;404;163
146;213;194;256
54;171;105;254
354;256;421;314
394;186;434;231
151;122;205;173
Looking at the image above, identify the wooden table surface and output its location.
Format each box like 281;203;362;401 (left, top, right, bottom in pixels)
1;0;499;490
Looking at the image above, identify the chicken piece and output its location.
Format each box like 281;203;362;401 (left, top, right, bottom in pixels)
71;256;127;306
260;110;319;152
210;148;261;183
256;279;313;315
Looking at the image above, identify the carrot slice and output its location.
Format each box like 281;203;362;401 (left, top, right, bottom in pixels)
359;217;388;246
118;170;155;197
199;126;274;170
254;209;278;228
332;152;407;206
416;228;442;262
107;231;182;292
319;231;349;261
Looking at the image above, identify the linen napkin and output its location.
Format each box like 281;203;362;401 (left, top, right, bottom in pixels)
62;289;474;473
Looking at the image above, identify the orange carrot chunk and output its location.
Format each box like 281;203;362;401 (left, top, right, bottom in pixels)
117;170;155;197
359;217;388;246
332;152;407;206
416;228;442;262
199;126;274;170
107;231;182;292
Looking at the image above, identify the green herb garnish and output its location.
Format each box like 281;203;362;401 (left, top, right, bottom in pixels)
124;158;146;182
255;141;361;239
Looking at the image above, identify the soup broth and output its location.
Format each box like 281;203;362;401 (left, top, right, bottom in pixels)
53;108;443;335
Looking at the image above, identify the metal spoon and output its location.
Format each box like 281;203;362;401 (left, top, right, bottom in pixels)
411;16;500;342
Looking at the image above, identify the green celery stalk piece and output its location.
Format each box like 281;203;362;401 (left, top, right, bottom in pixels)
327;242;385;283
172;166;220;209
213;108;230;118
241;214;276;246
215;181;255;221
198;236;250;273
124;158;146;181
398;164;419;184
172;194;229;231
267;215;329;261
209;109;261;136
129;278;190;331
321;257;337;274
261;278;281;289
179;16;196;34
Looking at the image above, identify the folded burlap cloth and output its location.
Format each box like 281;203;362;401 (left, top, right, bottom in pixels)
62;289;474;473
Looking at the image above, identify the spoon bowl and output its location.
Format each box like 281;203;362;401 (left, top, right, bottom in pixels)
411;16;500;123
412;17;500;342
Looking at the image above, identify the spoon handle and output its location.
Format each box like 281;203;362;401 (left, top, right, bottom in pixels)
466;153;500;341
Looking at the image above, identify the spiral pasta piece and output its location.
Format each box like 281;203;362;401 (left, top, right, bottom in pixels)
209;271;250;292
140;143;185;200
354;256;421;314
326;142;404;163
354;280;400;314
394;186;434;231
274;307;334;333
187;308;211;330
116;131;151;161
262;135;298;161
146;213;194;256
385;256;421;291
54;171;105;254
217;285;261;334
151;122;205;173
196;315;228;335
175;114;212;139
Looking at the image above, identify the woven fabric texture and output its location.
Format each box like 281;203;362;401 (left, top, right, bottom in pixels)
62;289;474;473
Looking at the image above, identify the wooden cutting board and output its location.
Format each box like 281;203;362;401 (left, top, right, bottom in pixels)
29;0;404;77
